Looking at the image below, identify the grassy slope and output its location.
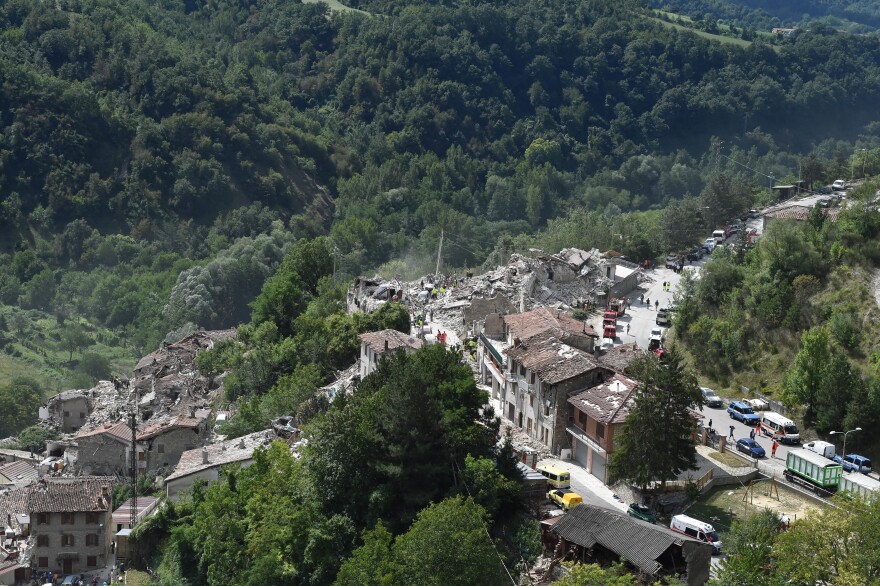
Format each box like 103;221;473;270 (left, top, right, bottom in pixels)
651;17;754;48
301;0;370;15
0;305;137;396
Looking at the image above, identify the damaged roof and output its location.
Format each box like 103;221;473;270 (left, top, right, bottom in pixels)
598;343;644;373
503;307;599;341
505;333;600;385
165;430;276;482
75;421;134;444
0;460;38;488
137;416;206;441
568;373;639;425
0;477;115;518
359;329;424;354
552;505;698;576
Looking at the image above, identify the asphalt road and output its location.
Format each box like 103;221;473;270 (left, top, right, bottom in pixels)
696;401;794;470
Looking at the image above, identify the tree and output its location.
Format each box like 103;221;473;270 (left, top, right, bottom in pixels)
783;327;831;426
15;425;60;454
552;562;638;586
609;346;702;489
711;509;782;586
0;383;42;438
390;497;508;586
661;196;705;253
305;344;497;533
335;524;396;586
701;172;751;230
60;324;93;363
459;455;521;521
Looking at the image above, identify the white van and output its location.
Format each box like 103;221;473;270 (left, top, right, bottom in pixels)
712;229;726;244
803;440;835;459
670;514;722;553
760;412;800;444
536;464;571;489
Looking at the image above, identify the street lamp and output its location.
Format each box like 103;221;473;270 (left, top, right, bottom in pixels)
862;149;868;180
830;427;862;464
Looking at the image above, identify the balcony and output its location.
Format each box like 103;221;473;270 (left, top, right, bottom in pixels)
565;423;606;455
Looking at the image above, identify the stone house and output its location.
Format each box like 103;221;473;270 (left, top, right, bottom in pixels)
567;373;639;483
503;332;610;454
0;477;115;576
164;430;276;501
136;416;209;476
39;391;91;434
478;307;604;454
358;329;423;380
75;422;133;476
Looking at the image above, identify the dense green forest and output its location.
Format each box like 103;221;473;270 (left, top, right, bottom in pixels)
1;0;880;376
649;0;880;32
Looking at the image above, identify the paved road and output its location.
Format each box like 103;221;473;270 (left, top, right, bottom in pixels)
696;402;794;472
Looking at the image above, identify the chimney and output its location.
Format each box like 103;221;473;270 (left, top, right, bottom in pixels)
384;339;389;352
190;407;195;418
201;448;209;464
101;485;110;497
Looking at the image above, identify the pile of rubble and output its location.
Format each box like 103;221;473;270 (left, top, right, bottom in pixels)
43;329;237;442
348;248;637;343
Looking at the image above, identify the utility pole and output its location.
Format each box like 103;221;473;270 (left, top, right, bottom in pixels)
129;411;137;528
435;229;444;276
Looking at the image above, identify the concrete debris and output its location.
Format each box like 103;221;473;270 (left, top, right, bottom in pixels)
43;330;237;451
347;247;644;347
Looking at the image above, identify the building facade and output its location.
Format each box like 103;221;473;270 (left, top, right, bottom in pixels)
567;373;639;483
358;329;423;380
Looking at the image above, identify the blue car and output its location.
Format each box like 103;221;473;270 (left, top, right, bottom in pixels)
834;454;873;474
727;401;761;425
735;438;765;458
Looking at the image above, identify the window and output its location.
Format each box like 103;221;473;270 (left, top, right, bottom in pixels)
38;557;48;568
158;444;165;454
86;534;99;546
519;364;525;376
86;512;100;524
37;513;48;525
596;423;605;439
543;403;551;417
61;534;75;547
79;412;85;419
529;396;534;408
530;372;536;384
61;512;74;524
526;418;532;433
577;411;586;425
37;535;49;547
138;451;146;461
63;411;70;417
87;556;97;568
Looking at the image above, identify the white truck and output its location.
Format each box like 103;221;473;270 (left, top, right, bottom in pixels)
803;440;835;459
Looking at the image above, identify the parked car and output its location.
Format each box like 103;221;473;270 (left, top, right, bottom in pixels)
701;387;724;408
656;309;671;326
547;488;584;510
727;401;761;426
665;254;680;269
834;454;873;474
627;503;657;523
649;327;663;351
687;247;704;261
736;438;766;458
703;238;716;252
832;179;846;191
748;209;760;218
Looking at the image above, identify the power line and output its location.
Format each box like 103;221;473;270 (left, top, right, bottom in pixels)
454;461;520;586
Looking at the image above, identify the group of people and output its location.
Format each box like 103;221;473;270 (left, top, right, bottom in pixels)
716;419;781;458
662;281;672;291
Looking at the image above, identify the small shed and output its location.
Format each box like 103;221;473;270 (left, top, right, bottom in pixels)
551;505;712;585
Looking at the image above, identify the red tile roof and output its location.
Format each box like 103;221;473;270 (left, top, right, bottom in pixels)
0;460;38;487
359;329;423;354
0;477;115;518
75;421;134;444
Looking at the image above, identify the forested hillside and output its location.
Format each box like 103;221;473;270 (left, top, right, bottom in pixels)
2;0;880;392
648;0;880;31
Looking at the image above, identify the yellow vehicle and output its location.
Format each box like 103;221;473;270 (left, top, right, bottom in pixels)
547;488;584;510
536;464;571;488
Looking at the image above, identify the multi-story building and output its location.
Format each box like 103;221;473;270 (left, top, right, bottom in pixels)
0;477;114;576
567;373;639;483
358;329;423;380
